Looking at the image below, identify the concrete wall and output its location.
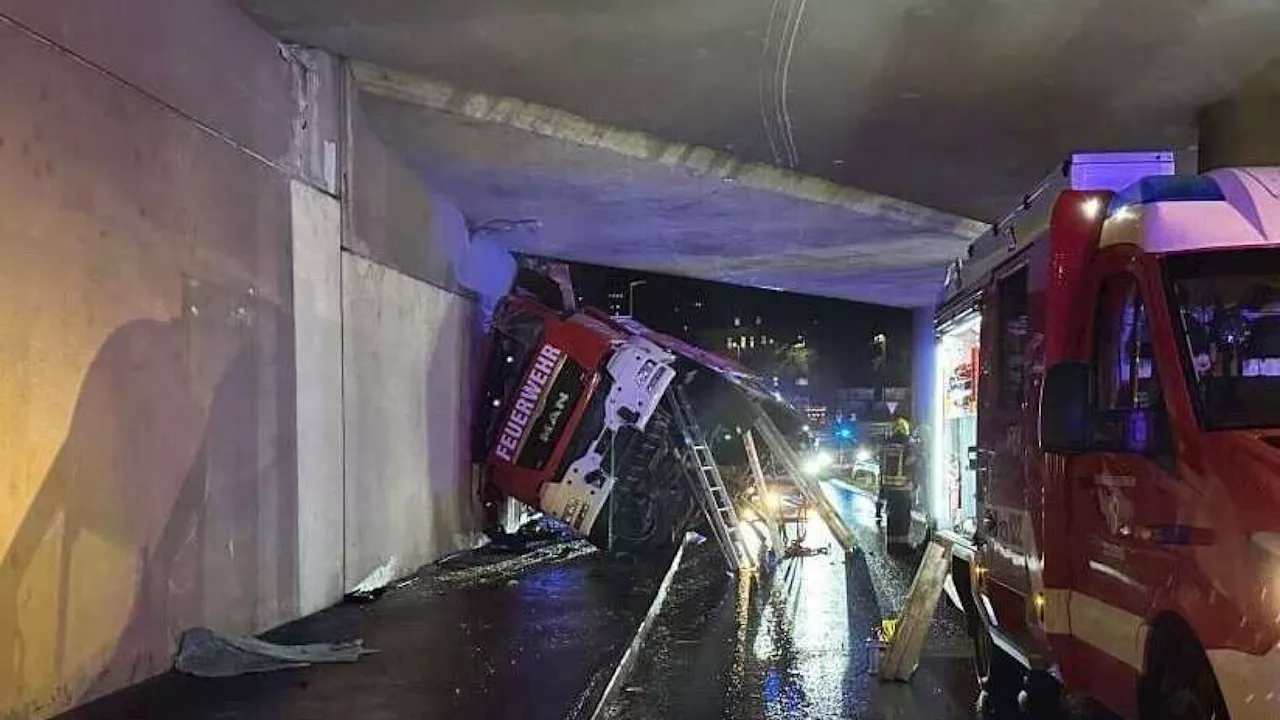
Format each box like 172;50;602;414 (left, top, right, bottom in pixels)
341;254;479;585
0;1;478;717
0;3;303;715
339;73;485;585
346;85;471;292
290;181;346;616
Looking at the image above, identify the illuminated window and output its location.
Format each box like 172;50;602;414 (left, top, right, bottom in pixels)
734;317;741;327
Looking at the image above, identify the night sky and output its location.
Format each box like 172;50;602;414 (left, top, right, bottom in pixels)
568;262;914;396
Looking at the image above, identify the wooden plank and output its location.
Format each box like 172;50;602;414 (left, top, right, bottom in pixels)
750;407;857;553
878;539;953;682
742;430;783;555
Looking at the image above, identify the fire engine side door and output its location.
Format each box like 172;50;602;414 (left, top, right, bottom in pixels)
975;264;1036;638
1066;256;1182;712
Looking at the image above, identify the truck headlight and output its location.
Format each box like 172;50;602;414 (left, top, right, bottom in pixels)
802;451;833;476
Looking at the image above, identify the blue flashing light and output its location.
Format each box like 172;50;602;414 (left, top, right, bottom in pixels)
1108;175;1224;216
837;427;854;440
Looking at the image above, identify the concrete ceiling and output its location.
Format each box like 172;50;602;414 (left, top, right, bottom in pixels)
354;65;984;307
242;0;1280;219
239;0;1280;304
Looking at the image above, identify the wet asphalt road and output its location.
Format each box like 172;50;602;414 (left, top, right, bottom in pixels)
602;482;981;720
54;488;1000;720
58;538;668;720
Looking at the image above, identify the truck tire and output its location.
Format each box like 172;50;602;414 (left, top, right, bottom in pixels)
975;626;1023;717
1140;622;1227;720
588;409;694;554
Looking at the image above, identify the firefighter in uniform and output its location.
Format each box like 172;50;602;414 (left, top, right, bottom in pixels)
876;417;918;544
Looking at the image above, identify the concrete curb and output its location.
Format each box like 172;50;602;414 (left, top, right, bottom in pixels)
587;532;699;720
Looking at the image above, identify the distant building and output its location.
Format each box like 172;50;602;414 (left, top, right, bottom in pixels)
695;327;781;367
605;290;625;315
803;405;829;430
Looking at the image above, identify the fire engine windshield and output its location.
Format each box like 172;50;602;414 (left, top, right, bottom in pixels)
1166;249;1280;430
478;304;545;447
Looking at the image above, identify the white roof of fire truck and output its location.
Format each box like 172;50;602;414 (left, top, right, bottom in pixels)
939;153;1280;309
1101;167;1280;254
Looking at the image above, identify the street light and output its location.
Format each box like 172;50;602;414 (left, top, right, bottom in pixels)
628;279;648;318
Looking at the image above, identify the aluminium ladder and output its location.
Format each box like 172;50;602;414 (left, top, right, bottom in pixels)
666;388;754;571
750;403;857;554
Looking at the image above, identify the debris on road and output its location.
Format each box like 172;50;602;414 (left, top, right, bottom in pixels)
344;555;400;603
173;627;372;678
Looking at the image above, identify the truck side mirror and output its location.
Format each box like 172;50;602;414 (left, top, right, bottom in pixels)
1040;362;1091;454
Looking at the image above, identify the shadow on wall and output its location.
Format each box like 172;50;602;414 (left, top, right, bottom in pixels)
0;280;297;719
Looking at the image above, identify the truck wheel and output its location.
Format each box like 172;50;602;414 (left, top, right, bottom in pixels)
588;414;693;554
1140;625;1227;720
975;627;1022;716
598;481;664;550
1019;669;1065;717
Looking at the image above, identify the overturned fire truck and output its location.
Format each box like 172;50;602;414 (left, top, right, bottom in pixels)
472;264;812;557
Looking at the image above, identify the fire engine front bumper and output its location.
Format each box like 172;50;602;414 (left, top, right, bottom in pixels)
1207;647;1280;720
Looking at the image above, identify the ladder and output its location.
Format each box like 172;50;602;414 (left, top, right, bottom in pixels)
750;404;857;554
666;388;753;571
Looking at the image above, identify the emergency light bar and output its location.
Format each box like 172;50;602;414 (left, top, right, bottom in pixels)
1107;175;1225;216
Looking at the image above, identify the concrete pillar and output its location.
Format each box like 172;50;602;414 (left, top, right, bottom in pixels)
911;305;937;435
1198;59;1280;172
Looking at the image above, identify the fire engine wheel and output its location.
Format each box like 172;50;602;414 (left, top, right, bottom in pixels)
1140;625;1228;720
587;434;692;554
603;482;664;548
974;628;1023;717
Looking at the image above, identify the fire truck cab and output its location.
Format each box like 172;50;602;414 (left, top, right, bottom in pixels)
932;161;1280;718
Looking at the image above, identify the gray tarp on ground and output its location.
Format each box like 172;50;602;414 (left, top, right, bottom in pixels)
174;626;369;678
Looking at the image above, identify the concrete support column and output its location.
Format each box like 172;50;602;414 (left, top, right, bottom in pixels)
911;305;936;435
1198;60;1280;172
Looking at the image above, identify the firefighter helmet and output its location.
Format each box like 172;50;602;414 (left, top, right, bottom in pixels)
893;417;910;438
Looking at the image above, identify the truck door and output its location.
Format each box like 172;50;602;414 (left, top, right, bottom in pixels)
1068;264;1181;695
976;265;1035;630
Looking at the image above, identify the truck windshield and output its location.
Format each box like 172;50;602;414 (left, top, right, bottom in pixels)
1165;249;1280;430
478;304;545;446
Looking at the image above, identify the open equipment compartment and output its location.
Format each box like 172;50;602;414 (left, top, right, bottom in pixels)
932;308;981;538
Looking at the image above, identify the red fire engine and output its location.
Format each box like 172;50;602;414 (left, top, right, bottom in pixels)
474;267;799;554
928;158;1280;718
